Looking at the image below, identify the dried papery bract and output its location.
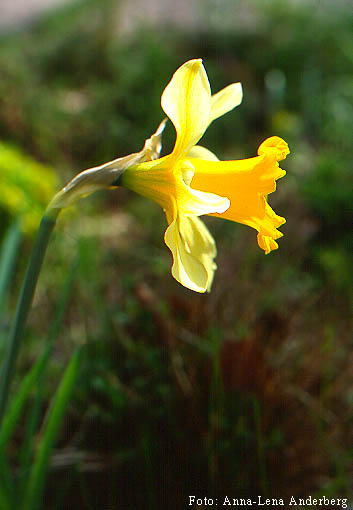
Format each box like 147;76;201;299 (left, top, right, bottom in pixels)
47;118;167;211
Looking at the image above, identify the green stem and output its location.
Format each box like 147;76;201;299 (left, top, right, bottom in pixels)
0;222;22;316
0;211;60;425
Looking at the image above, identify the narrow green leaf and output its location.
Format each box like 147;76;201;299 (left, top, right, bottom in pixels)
0;348;50;451
22;348;82;510
18;255;79;496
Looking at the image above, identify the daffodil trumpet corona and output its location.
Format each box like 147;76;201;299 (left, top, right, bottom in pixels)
49;59;289;293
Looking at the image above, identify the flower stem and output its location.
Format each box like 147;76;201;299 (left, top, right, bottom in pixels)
0;211;60;426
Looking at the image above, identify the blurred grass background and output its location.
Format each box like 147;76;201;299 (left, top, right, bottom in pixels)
0;0;352;508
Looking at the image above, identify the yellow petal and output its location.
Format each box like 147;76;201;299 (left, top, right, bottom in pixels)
190;137;288;252
161;59;211;158
123;157;230;219
257;136;290;161
187;145;219;161
178;181;230;217
121;155;176;212
210;82;243;124
257;234;279;254
164;213;217;292
176;160;230;216
179;215;217;292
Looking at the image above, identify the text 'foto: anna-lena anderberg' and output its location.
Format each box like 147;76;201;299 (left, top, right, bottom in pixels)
188;495;349;508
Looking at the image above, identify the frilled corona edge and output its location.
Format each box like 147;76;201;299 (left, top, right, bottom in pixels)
189;136;289;255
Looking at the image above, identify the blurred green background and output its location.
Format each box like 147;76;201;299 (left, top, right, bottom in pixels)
0;0;352;508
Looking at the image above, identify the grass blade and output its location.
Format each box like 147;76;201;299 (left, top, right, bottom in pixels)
18;255;79;496
0;348;50;451
22;347;82;510
0;331;48;509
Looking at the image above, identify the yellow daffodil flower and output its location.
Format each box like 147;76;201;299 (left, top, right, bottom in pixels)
121;59;289;292
49;59;289;293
